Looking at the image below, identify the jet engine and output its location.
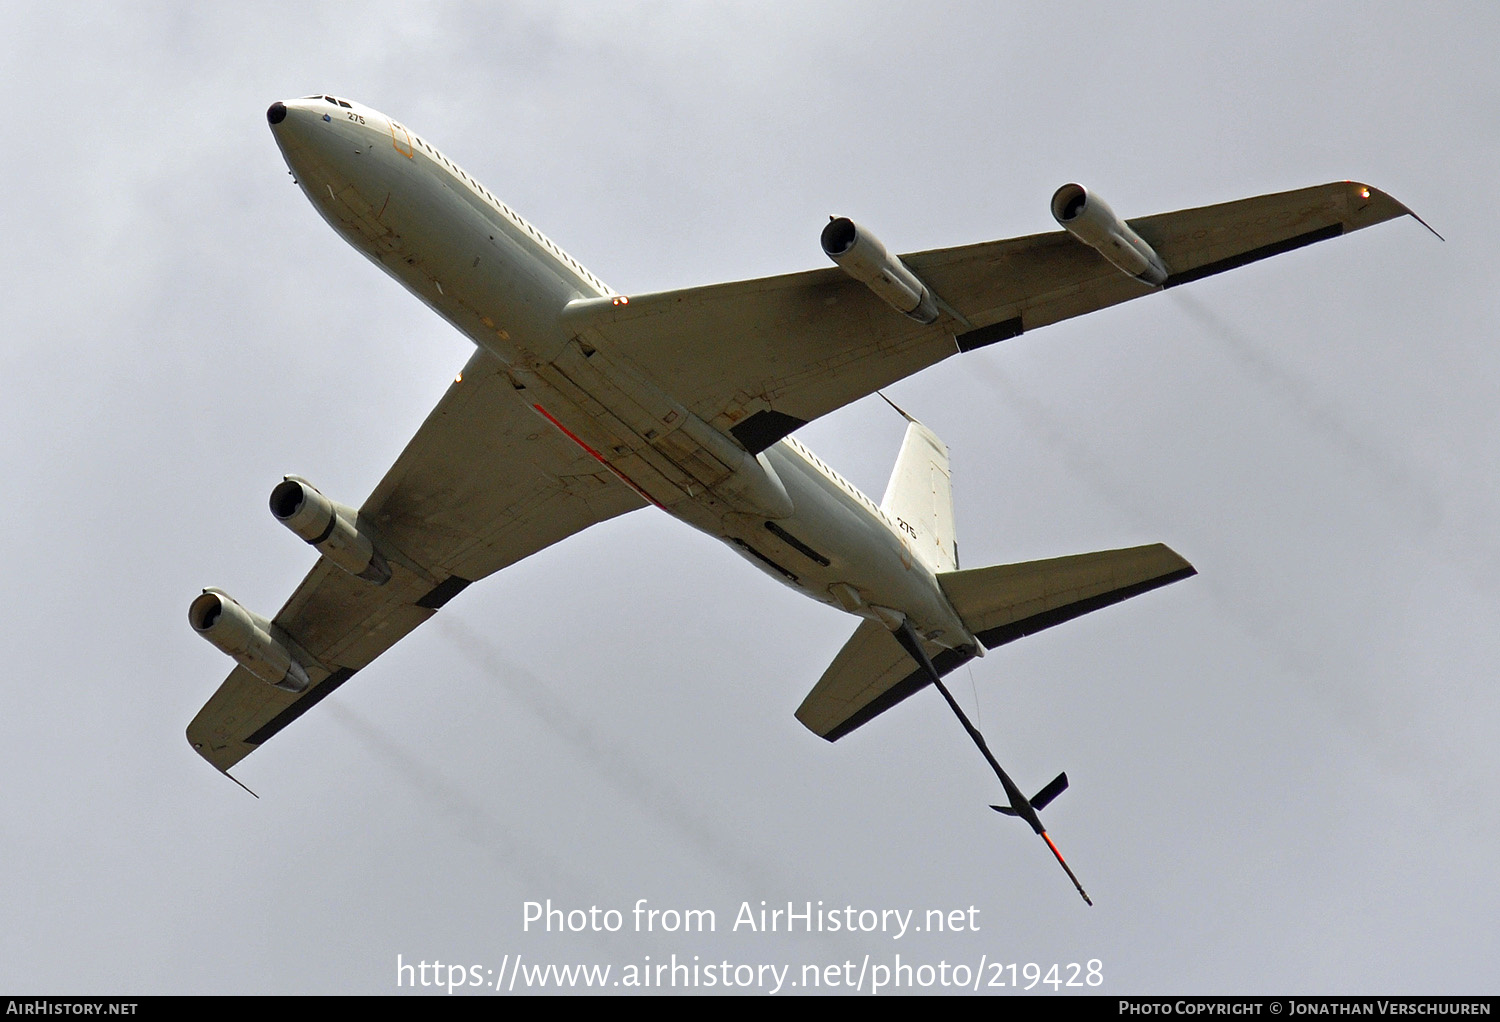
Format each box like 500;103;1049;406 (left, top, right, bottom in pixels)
1050;184;1169;286
188;589;310;692
821;218;939;324
269;477;391;584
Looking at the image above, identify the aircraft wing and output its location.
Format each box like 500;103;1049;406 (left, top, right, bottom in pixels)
561;182;1414;452
186;349;646;773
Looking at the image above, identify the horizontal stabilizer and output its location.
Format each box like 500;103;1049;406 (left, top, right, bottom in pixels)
795;619;975;741
796;544;1193;742
939;543;1195;650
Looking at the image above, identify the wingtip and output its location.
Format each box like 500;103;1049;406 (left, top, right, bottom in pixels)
223;774;256;798
876;390;918;424
189;730;259;796
1348;181;1443;241
1407;208;1444;242
222;770;260;798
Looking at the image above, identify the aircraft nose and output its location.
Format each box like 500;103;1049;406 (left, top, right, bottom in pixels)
267;102;287;125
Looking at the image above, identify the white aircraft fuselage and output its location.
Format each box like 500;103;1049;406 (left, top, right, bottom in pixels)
268;96;978;654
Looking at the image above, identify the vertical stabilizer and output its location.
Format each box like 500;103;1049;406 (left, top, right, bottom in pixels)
880;420;958;574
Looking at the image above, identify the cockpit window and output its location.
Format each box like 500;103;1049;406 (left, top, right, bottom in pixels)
336;99;351;109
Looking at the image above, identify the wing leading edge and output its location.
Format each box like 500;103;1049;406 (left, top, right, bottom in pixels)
186;350;645;773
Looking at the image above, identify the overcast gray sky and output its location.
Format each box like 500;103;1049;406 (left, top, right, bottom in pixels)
3;2;1496;996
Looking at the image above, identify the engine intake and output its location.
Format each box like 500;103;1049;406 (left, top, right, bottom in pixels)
270;477;390;584
1050;184;1168;286
821;218;939;324
188;589;310;692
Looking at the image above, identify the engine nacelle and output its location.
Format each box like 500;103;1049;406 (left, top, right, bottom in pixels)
188;589;310;692
1050;184;1169;286
821;218;939;324
269;477;390;584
